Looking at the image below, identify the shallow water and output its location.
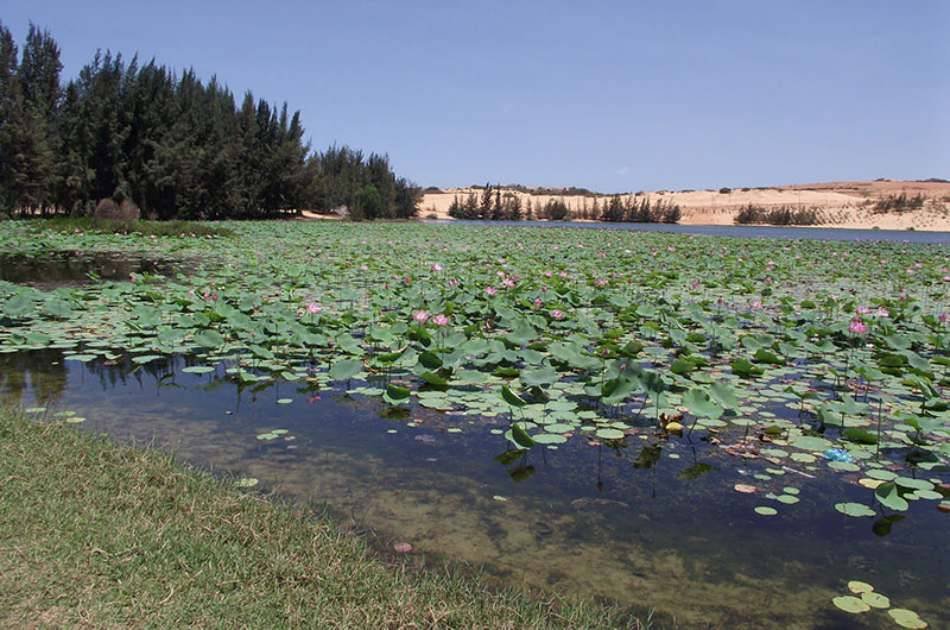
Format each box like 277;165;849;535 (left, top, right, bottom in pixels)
431;220;950;244
4;350;947;629
0;252;178;288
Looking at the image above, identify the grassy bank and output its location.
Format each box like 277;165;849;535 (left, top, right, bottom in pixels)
0;410;638;629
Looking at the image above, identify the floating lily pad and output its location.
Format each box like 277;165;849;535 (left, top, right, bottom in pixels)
860;591;890;609
888;608;927;629
847;580;873;594
835;503;876;518
832;595;870;614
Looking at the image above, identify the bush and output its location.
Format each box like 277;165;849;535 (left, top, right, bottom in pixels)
718;187;732;194
734;204;819;226
873;193;925;213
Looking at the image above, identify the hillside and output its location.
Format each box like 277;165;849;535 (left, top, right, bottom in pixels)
420;180;950;231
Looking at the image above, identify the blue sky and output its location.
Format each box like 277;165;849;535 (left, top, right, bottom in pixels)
4;1;948;191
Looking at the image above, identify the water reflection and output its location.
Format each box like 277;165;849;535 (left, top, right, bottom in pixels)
0;251;179;288
3;350;947;629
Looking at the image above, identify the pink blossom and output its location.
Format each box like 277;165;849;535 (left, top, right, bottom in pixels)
750;300;763;310
848;318;868;335
484;286;497;296
502;277;516;288
594;278;608;287
875;307;889;318
939;312;948;324
402;276;412;286
533;297;543;309
856;305;871;316
550;309;565;320
447;278;460;288
690;279;701;290
431;313;450;327
412;310;430;324
543;271;553;278
306;302;322;315
431;263;444;272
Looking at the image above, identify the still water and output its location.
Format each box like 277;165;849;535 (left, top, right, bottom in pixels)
433;220;950;244
3;350;946;629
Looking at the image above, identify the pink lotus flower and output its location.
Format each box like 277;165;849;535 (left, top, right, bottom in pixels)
412;310;430;324
502;277;516;288
484;286;497;296
848;318;868;335
750;300;763;310
447;278;460;288
306;302;322;315
594;278;608;287
550;309;565;320
543;271;553;278
856;305;871;316
533;297;543;309
875;307;889;318
431;263;444;272
431;313;450;327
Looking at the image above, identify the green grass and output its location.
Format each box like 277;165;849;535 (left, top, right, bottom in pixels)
0;410;641;629
23;216;233;237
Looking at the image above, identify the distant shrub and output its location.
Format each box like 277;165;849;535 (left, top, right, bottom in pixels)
423;186;444;194
735;204;819;226
719;187;732;194
873;193;925;213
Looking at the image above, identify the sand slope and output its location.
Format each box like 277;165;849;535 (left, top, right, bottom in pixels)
420;180;950;231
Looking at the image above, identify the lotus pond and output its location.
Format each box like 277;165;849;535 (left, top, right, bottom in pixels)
1;221;948;628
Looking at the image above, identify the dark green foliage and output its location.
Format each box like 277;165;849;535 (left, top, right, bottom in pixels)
0;23;419;221
873;193;925;214
598;195;681;223
734;204;820;226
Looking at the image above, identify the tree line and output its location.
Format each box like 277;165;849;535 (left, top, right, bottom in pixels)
447;183;680;223
0;22;420;220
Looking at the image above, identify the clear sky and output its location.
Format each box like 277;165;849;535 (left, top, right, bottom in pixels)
4;1;948;191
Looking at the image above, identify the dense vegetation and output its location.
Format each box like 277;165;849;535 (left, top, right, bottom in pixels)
0;221;947;627
734;204;821;226
873;193;926;214
0;22;420;220
447;184;680;223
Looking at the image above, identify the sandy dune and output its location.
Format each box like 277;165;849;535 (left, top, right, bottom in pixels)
420;180;950;231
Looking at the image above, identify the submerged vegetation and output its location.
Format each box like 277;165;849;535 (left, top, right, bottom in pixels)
0;22;420;220
0;408;631;628
0;220;947;626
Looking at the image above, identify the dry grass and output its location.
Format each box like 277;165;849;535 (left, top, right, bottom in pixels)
0;410;643;629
